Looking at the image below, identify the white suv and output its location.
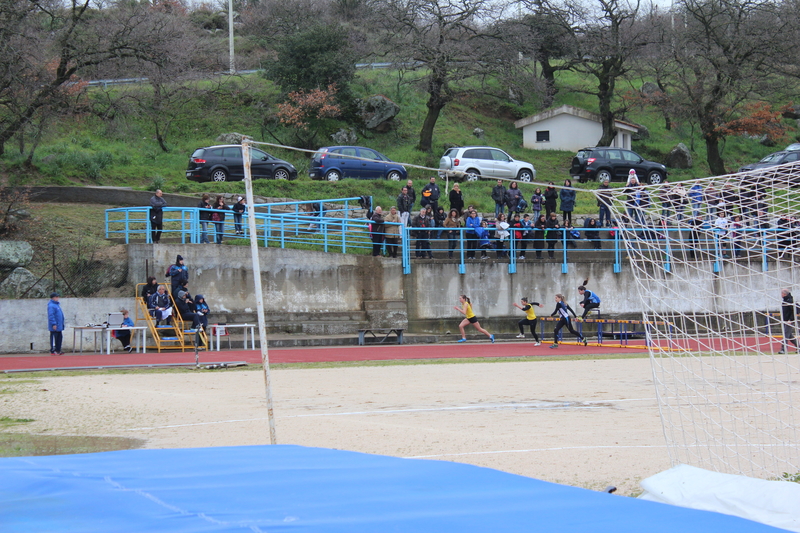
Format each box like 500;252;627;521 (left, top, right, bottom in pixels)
438;146;536;182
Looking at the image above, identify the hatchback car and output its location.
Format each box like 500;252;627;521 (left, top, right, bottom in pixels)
738;150;800;173
309;146;407;181
570;147;667;185
438;146;536;182
186;145;298;182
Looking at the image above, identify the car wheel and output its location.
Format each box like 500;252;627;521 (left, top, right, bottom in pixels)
274;168;290;180
596;170;612;183
465;169;480;182
325;170;341;182
211;169;228;182
517;169;533;182
387;170;402;181
647;170;665;185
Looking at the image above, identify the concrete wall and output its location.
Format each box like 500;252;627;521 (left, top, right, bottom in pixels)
1;243;792;353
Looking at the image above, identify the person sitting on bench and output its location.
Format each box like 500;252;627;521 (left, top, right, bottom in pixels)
174;280;201;330
577;278;601;319
148;285;172;325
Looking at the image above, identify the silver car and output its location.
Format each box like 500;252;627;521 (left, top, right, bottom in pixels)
438;146;536;182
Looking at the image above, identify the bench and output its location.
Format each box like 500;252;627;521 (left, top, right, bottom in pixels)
357;328;404;346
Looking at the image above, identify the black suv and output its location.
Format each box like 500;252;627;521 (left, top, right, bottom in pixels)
570;147;667;185
186;145;298;182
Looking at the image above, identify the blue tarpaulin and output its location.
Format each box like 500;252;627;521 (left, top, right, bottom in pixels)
0;445;785;532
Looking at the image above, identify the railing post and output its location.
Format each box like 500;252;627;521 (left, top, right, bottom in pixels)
458;228;466;274
508;236;516;274
613;229;621;273
561;229;568;274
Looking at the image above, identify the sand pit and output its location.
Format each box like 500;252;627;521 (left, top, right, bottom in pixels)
2;357;671;495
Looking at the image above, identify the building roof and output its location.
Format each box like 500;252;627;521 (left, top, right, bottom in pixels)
514;104;639;132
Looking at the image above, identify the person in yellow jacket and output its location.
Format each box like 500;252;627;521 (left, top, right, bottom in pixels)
512;297;544;345
454;295;494;343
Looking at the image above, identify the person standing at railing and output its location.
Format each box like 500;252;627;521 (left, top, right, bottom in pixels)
420;176;441;218
495;213;510;259
212;195;228;245
504;181;522;216
444;209;461;259
198;193;212;244
671;182;688;222
544;182;558;217
688;183;704;219
545;212;561;259
492;179;506;218
597;178;612;227
464;209;481;260
412;207;433;259
560;179;576;225
406;179;416;211
397;186;413;227
371;206;385;257
149;189;167;244
778;289;799;354
530;187;544;223
584;217;601;250
448;183;464;216
384;206;402;259
232;196;246;235
533;214;547;259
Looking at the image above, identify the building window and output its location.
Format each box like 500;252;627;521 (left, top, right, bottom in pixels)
536;130;550;142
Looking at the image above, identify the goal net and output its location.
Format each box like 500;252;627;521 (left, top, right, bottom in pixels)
600;162;800;479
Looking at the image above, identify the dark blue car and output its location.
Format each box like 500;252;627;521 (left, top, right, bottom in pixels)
309;146;408;181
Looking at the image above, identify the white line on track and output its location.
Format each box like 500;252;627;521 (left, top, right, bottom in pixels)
406;445;670;458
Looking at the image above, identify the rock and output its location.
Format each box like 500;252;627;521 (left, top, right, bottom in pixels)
782;105;800;120
473;128;485;139
215;132;252;144
760;136;777;147
640;82;660;96
0;241;34;268
632;124;650;141
359;95;400;130
330;128;358;145
665;143;693;169
0;267;51;298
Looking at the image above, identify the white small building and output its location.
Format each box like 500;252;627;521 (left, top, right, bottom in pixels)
514;105;639;152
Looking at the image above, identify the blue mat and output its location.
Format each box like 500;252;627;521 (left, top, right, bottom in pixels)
0;445;783;532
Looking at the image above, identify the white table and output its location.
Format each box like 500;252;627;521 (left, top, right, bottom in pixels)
104;326;148;355
72;326;106;354
212;324;256;351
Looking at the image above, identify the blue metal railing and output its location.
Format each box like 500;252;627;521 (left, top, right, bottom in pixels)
106;204;793;275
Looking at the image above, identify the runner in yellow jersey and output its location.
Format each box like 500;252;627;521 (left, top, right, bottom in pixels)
454;295;494;343
512;297;544;345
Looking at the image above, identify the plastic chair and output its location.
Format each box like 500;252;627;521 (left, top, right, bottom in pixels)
211;324;230;350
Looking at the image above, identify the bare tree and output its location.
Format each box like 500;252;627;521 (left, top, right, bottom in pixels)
0;1;193;157
653;0;791;175
373;0;500;153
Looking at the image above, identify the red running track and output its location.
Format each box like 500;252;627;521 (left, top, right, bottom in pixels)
0;341;634;372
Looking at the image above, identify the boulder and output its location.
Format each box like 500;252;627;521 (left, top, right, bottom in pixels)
330;128;358;145
632;124;650;141
782;105;800;120
359;95;400;130
473;128;485;140
0;267;51;298
0;241;34;268
665;143;693;169
215;132;252;144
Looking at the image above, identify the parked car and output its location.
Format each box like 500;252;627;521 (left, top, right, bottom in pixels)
186;145;298;182
784;143;800;151
438;146;536;182
738;150;800;173
570;147;667;185
309;146;407;181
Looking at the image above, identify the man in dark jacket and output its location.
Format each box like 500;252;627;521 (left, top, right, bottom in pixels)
597;177;613;227
150;189;167;243
492;180;506;218
371;206;385;257
412;207;433;259
397;186;413;226
405;180;416;211
174;280;201;329
420;177;441;216
779;289;799;354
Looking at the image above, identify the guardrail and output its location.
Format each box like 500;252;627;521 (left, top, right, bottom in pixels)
106;204;793;276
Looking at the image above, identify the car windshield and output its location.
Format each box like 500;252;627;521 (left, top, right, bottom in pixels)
759;152;785;163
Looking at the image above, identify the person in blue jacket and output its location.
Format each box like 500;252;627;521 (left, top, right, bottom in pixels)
168;255;188;293
560;179;576;225
47;292;65;355
577;278;602;319
113;309;135;353
464;208;482;259
195;294;210;331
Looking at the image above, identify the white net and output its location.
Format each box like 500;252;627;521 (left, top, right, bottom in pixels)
601;161;800;479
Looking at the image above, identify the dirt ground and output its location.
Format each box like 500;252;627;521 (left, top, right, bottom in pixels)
1;357;672;496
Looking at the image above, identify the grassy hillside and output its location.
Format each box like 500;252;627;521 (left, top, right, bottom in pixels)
2;67;797;217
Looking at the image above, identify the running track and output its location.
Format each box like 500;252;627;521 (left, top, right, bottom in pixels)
0;335;784;373
0;341;637;373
